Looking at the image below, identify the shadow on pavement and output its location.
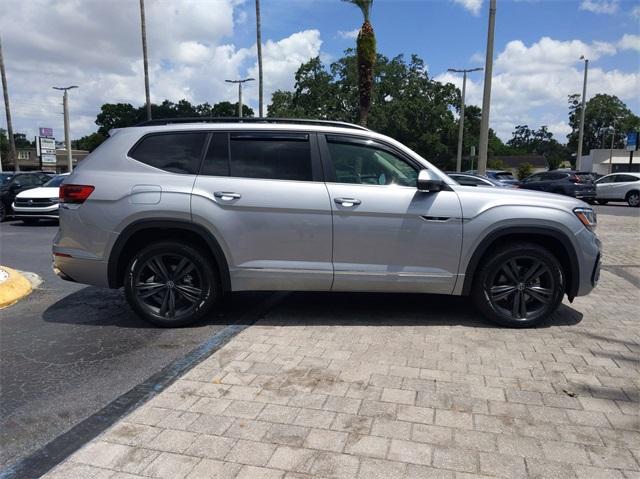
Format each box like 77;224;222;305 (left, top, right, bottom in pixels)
267;292;584;329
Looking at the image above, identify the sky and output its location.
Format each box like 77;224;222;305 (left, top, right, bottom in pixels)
0;0;638;145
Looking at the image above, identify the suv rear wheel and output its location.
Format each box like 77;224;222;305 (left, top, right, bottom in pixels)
626;190;640;207
124;241;218;327
472;243;564;328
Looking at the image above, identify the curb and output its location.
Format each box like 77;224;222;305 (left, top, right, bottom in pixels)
0;266;33;309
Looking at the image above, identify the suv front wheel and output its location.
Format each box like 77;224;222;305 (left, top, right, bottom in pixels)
124;241;218;327
472;243;564;328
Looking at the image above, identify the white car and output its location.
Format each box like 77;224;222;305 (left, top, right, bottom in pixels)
12;173;69;224
595;172;640;207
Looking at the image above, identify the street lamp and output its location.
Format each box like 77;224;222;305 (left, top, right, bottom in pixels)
576;55;589;170
52;85;78;172
448;67;483;172
225;78;255;118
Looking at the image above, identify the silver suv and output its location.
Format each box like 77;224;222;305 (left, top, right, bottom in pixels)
53;119;601;328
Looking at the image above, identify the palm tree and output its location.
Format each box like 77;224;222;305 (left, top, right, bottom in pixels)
344;0;375;126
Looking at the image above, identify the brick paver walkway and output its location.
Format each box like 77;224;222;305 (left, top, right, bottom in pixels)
44;214;639;479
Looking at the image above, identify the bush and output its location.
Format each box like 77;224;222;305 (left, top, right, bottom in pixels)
517;162;534;180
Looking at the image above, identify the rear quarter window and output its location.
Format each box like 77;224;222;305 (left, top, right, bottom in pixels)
129;132;207;174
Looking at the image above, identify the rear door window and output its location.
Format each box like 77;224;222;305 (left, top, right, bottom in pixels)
228;133;312;181
615;174;639;183
129;132;208;174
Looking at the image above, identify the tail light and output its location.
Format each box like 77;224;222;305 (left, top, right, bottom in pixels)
60;184;95;204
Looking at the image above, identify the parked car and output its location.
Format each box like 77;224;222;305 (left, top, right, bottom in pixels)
595;172;640;207
447;172;513;188
0;171;54;221
465;169;520;186
12;173;69;224
53;118;600;328
518;171;596;201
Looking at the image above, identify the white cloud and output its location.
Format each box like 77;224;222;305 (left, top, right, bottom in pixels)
633;5;640;18
337;29;359;40
0;0;321;140
579;0;619;14
618;34;640;52
436;35;640;141
453;0;483;15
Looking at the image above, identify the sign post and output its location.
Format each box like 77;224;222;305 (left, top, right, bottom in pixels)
37;127;56;172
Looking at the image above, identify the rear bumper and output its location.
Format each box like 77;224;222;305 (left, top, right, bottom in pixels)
52;254;110;288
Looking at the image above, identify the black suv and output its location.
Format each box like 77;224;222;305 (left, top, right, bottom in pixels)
0;172;54;221
519;171;596;201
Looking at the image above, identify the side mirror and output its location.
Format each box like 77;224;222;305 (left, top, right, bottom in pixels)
417;169;445;192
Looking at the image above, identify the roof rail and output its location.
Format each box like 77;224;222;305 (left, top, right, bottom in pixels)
135;117;369;131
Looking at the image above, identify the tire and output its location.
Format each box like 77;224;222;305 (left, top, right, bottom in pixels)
626;190;640;208
22;218;39;226
471;242;564;328
124;241;219;327
596;200;608;205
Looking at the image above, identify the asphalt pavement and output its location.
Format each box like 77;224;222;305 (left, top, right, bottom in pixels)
0;219;274;469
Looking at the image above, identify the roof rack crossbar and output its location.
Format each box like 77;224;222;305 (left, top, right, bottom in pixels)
135;117;369;131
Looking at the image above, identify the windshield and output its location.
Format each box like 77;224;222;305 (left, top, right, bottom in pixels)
44;175;67;187
0;173;13;185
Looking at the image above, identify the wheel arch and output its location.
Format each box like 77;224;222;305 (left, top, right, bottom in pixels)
107;219;231;292
461;226;580;301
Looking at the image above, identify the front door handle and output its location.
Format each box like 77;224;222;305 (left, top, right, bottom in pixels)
334;197;361;207
214;191;241;201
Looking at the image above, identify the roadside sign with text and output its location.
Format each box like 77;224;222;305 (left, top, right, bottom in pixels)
626;132;638;152
39;127;53;137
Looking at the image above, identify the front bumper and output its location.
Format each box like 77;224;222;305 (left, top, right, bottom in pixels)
574;228;602;297
12;203;60;219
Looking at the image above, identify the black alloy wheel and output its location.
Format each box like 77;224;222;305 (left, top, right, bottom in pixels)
472;243;564;328
125;241;217;327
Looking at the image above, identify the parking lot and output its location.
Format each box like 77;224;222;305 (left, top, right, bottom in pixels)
1;204;638;478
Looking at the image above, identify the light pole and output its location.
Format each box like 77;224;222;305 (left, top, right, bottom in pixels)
607;125;615;174
448;67;483;172
0;35;17;171
225;78;255;118
140;0;152;121
477;0;496;176
255;0;264;117
576;56;589;170
53;86;78;172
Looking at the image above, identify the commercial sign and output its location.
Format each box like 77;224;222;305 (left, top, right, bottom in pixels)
37;136;57;165
626;131;638;152
39;127;53;137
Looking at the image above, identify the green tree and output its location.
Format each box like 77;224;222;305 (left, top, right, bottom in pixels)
344;0;375;126
567;93;640;154
72;132;106;152
517;162;534;180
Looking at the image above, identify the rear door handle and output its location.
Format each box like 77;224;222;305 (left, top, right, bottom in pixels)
334;197;361;207
214;191;241;201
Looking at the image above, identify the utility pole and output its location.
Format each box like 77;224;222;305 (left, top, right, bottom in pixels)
448;67;483;172
53;86;78;172
477;0;496;176
255;0;264;117
225;78;255;118
0;35;17;171
607;125;615;175
576;56;589;170
140;0;152;121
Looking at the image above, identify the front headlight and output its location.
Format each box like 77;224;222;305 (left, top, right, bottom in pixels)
574;207;597;231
